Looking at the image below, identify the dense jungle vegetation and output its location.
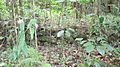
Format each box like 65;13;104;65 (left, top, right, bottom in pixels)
0;0;120;67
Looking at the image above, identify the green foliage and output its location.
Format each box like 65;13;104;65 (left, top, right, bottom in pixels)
99;16;104;24
78;0;91;3
65;30;71;38
16;47;43;67
57;30;64;37
78;63;85;67
94;62;100;67
0;0;119;66
111;5;119;15
27;19;37;40
0;46;49;67
96;46;106;56
0;63;6;67
114;48;120;58
57;28;75;38
9;19;28;60
0;36;4;40
75;38;83;41
41;63;52;67
75;36;114;56
83;42;95;53
0;0;9;20
27;47;43;61
5;64;11;67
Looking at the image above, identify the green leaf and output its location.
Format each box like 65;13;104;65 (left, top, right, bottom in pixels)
0;36;4;40
96;46;105;56
65;30;71;38
57;30;64;37
78;0;91;3
27;19;37;29
80;40;87;44
88;38;95;42
85;62;91;67
114;48;120;58
68;28;75;32
97;36;105;42
83;42;95;52
99;16;104;24
75;38;83;41
20;58;32;64
0;62;6;67
78;63;85;67
105;44;114;51
94;62;100;67
83;42;93;47
41;63;51;67
85;44;95;53
5;64;11;67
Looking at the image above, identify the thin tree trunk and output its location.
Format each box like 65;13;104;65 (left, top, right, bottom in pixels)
19;0;23;16
11;0;17;45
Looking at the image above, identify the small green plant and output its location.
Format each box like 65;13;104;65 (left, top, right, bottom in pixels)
57;28;75;38
27;18;38;48
75;36;114;56
27;19;37;40
9;19;28;60
15;47;43;67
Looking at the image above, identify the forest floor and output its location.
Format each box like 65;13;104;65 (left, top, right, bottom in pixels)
36;16;120;66
0;15;120;67
38;43;120;67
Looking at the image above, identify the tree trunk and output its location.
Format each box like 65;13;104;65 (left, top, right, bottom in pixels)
19;0;23;16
